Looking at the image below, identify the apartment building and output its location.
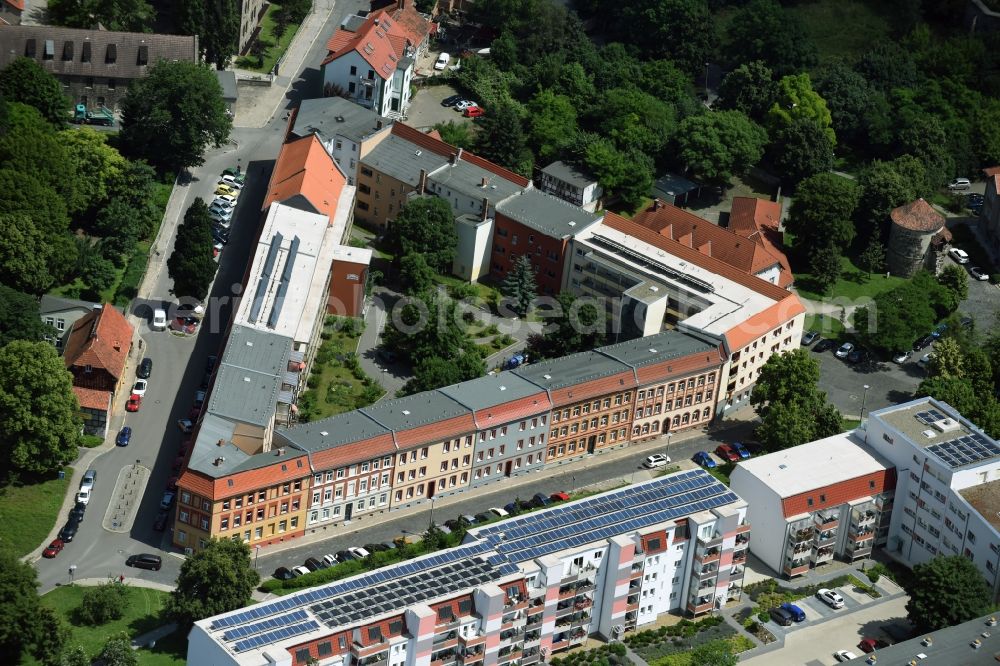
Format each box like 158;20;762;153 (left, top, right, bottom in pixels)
175;329;724;550
189;471;749;666
537;160;602;211
287;97;392;186
731;433;895;578
565;213;805;416
863;398;1000;601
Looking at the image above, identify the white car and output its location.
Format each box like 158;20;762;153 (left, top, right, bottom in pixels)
434;52;450;70
949;248;970;264
76;488;91;505
920;352;935;364
892;350;912;364
291;565;310;577
152;308;167;331
219;175;243;189
948;177;971;191
455;100;477;111
969;266;989;281
321;553;338;567
214;194;237;207
348;546;371;559
834;651;858;662
816;588;845;609
489;507;509;519
835;342;855;359
132;379;148;396
643;454;672;469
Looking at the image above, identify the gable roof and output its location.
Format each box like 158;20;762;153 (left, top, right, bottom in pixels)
632;201;790;286
890;198;944;232
3;0;24;12
263;134;346;222
39;294;98;316
62;304;132;379
73;386;110;411
391;123;530;186
727;197;792;288
321;8;428;77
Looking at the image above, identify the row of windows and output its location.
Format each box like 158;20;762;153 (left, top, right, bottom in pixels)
313;458;393;485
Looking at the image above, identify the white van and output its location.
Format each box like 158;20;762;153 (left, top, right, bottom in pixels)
152;308;167;330
434;52;450;70
948;178;971;191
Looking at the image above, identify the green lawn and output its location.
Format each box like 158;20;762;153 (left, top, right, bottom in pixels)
706;462;735;486
785;0;891;65
804;313;846;339
297;319;384;421
0;469;71;557
842;418;862;430
793;254;907;302
607;196;653;219
27;585;184;666
235;3;301;74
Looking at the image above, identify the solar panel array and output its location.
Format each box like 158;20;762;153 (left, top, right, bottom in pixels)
927;433;1000;468
473;471;737;563
234;620;321;653
915;409;947;425
223;609;309;641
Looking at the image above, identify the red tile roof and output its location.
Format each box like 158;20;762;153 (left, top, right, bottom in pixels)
321;7;429;76
390;123;530;187
73;386;111;411
3;0;24;11
62;305;132;381
632;201;790;287
264;134;346;223
781;468;895;518
984;166;1000;178
727;197;792;288
890;198;945;233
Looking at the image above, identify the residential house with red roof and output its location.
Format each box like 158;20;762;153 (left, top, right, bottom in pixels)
61;304;134;435
320;2;431;117
0;0;22;25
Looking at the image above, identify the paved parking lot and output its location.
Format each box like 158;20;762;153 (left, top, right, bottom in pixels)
763;583;879;641
406;83;475;130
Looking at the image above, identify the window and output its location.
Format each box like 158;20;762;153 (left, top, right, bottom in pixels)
319;641;333;656
438;606;454;621
296;648;312;663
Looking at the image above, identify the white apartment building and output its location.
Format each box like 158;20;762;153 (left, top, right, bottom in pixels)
864;398;1000;601
188;471;749;666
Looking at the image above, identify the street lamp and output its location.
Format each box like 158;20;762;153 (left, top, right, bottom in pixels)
860;384;871;421
666;431;673;457
254;546;260;571
428;497;436;529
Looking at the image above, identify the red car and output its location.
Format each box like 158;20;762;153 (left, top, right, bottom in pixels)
858;638;889;653
42;539;65;558
126;394;142;412
463;105;485;118
714;444;740;463
550;491;571;502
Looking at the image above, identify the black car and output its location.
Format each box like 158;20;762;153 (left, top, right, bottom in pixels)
531;492;553;508
137;357;153;379
213;230;229;245
126;553;162;571
961;316;974;329
58;521;78;542
70;501;86;523
441;94;464;107
335;550;356;563
813;338;836;353
913;334;935;351
769;607;793;626
475;512;494;524
199;372;212;389
153;510;169;532
303;557;324;571
364;542;392;553
273;567;295;581
206;355;218;373
847;348;867;364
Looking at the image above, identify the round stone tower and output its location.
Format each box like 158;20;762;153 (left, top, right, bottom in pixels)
887;198;945;278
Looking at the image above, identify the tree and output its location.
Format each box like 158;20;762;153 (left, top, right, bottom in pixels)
581;138;653;210
48;0;153;31
0;286;53;347
95;633;137;666
786;173;859;252
389;197;458;274
167;199;218;301
0;341;80;475
77;581;130;625
723;0;817;76
527;89;578;163
816;62;877;144
857;237;886;277
768;117;834;184
0;214;57;294
399;253;436;296
432;121;474;150
856;156;928;230
767;74;835;148
475;103;531;175
178;0;240;69
807;246;842;293
59;646;90;666
905;556;991;633
928;338;964;379
500;255;538;317
526;293;605;360
0;551;43;661
615;0;716;74
716;61;779;122
120;61;231;170
857;42;919;94
0;59;69;126
61;128;127;210
404;351;486;394
750;349;821;419
675;110;768;185
640;59;693;107
79;253;117;298
937;264;968;306
597;88;676;157
167;539;259;627
855;281;938;354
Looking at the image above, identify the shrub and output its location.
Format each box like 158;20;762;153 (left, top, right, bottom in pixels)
307;375;320;389
76;581;130;625
866;568;881;584
80;434;104;448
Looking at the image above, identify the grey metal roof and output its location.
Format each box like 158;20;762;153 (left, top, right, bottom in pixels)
839;613;999;664
206;325;292;427
186;414;245;477
540;160;596;188
597;329;718;368
652;172;700;198
361;134;450;187
427;157;523;204
39;294;98;315
514;350;629;391
496;188;601;239
361;391;470;431
215;69;238;101
342;13;367;31
0;25;199;81
290;97;390;145
274;411;390;452
437;373;547;412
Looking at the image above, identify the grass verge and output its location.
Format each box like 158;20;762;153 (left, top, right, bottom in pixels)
804;313;846;338
0;468;71;557
793;254;907;302
234;3;301;74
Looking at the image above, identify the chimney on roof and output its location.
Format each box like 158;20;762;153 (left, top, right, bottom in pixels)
214;457;226;466
480;176;488;188
449;152;457;165
653;199;663;211
457;147;463;161
418;168;427;194
114;340;121;351
376;119;383;130
276;447;285;455
481;197;489;222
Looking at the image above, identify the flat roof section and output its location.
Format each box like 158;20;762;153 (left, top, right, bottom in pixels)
875;400;1000;469
291;97;391;145
960;479;1000;532
437;372;548;412
362;134;451;187
206;325;293;428
428;157;523;206
514;350;630;391
496;188;601;239
734;431;890;499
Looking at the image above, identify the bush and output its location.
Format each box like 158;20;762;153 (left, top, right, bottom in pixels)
306;375;320;389
866;568;881;584
76;581;130;625
991;273;1000;284
80;434;104;448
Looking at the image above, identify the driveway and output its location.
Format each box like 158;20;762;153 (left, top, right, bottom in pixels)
406;83;474;130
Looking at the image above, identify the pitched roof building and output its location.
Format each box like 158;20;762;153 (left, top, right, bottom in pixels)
263;134;348;224
887;198;947;277
726;197;792;288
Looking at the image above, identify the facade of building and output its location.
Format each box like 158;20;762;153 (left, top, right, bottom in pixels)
39;295;100;350
189;471;749;666
328;245;372;317
537;161;602;212
320;5;430;117
0;25;199;113
863;398;1000;601
175;329;725;550
288;97;392;186
238;0;266;56
982;172;1000;260
565;213;805;416
887;198;946;277
731;433;895;578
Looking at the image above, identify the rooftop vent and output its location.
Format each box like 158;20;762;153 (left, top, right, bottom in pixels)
320;431;329;436
244;376;251;382
415;150;422;156
335;115;345;122
217;439;225;447
648;348;657;354
214;456;226;466
276;447;285;455
499;385;506;391
543;374;552;380
778;464;787;470
568;221;576;227
931;417;961;433
402;409;411;415
922;429;936;439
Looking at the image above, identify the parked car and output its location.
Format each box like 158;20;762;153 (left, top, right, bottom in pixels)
474;512;494;524
961;316;974;329
893;350;912;364
441;94;464;107
212;195;236;209
503;502;520;514
153;510;169;531
348;547;370;559
58;521;78;542
835;342;855;359
219;175;243;189
714;444;740;463
461;513;478;525
846;348;867;364
291;565;311;577
969;266;989;281
434;52;450;70
304;557;324;571
160;491;176;510
550;491;571;502
215;184;237;197
920;352;935;364
732;442;751;459
364;542;393;553
69;502;86;523
137;357;153;378
42;539;65;558
334;550;356;563
321;553;338;567
131;379;148;396
206;355;218;373
210;211;232;226
801;331;819;346
116;426;132;447
81;469;97;490
76;488;91;505
913;334;935;351
948;177;971;190
643;453;671;468
531;492;552;508
817;588;845;609
858;638;889;653
464;105;485;118
949;247;970;264
489;507;509;519
780;602;806;622
813;338;836;353
194;390;207;408
768;607;793;626
455;100;477;111
177;418;193;433
126;394;142;412
692;451;716;468
126;553;162;571
834;651;858;663
273;567;295;580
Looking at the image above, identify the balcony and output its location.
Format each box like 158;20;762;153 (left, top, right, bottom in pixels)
354;642;389;658
792;526;815;542
687;598;714;615
631;562;643;573
812;547;834;563
699;565;719;579
358;653;388;666
815;513;839;530
732;551;747;565
735;534;749;547
698;532;723;547
850;528;875;543
562;563;597;583
697;547;721;564
431;649;458;666
734;521;751;535
459;633;486;648
783;560;810;577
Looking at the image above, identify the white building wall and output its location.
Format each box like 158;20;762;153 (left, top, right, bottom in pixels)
754;265;782;285
729;465;786;573
323;52;384;112
719;316;803;415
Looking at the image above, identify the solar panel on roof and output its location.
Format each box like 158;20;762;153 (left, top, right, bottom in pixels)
233;620;320;652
